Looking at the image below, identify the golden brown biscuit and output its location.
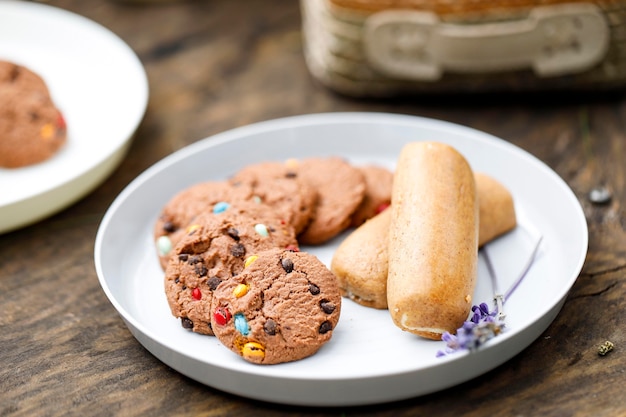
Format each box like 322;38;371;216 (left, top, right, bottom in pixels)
475;172;517;246
331;208;391;309
387;142;478;340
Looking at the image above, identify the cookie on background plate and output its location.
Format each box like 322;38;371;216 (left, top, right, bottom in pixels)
0;60;67;168
210;248;342;364
164;204;298;335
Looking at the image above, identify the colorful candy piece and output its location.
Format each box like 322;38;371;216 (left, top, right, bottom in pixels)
233;284;249;298
192;288;202;300
57;112;67;130
213;306;231;326
375;202;390;214
244;255;258;268
40;123;54;140
156;236;172;256
242;342;265;361
234;313;250;336
285;158;299;170
254;223;269;237
186;223;201;234
213;201;230;214
285;244;299;252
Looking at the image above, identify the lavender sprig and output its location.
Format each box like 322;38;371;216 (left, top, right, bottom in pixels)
437;235;543;357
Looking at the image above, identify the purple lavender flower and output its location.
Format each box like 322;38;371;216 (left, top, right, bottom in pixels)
436;303;505;357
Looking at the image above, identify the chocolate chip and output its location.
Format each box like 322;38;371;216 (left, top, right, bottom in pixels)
264;319;277;336
194;264;208;277
163;221;177;233
9;64;20;82
178;254;189;262
231;243;246;257
174;277;180;284
319;321;332;334
181;318;193;329
227;227;240;240
188;255;202;265
281;258;294;273
207;276;222;291
285;171;297;178
320;300;335;314
309;284;320;295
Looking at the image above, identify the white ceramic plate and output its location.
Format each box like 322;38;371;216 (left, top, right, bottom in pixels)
95;113;588;406
0;1;148;233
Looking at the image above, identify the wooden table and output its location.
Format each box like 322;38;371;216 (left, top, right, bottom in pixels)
1;1;624;415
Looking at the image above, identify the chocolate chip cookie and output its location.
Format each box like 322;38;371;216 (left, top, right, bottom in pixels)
295;157;366;245
350;165;393;227
210;248;341;364
0;61;67;168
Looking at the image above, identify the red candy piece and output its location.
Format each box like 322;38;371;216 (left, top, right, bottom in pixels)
192;287;202;300
375;202;390;214
285;244;299;252
213;306;231;326
56;112;67;130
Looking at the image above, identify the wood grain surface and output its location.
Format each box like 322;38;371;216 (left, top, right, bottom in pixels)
1;1;624;416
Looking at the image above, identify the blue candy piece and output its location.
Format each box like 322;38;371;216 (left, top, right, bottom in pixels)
234;313;250;336
213;201;230;214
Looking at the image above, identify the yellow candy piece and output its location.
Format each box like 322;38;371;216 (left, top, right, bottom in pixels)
244;255;258;268
242;342;265;360
186;224;201;234
285;158;299;169
233;283;249;298
40;123;54;140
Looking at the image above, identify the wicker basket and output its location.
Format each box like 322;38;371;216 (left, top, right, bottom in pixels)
301;0;626;96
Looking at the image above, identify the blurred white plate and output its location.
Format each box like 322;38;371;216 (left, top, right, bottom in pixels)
95;113;587;406
0;1;148;233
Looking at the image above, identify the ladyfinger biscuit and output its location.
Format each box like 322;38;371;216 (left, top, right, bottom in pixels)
387;142;478;340
331;172;516;310
331;207;391;309
475;172;517;246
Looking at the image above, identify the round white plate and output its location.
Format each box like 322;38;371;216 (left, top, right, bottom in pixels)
95;113;588;406
0;1;148;233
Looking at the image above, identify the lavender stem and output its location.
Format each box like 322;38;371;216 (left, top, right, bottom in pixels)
482;234;543;320
504;235;543;302
482;246;505;321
